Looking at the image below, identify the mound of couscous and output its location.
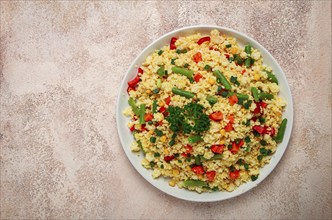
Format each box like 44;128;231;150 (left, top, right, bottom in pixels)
123;29;287;193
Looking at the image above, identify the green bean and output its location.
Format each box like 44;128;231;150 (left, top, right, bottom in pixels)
206;96;218;105
264;70;279;84
139;104;146;124
244;45;252;55
258;93;274;100
188;135;203;143
201;154;223;161
172;66;194;79
157;65;165;77
274;118;287;143
229;92;249;100
183;180;208;187
213;70;232;90
128;97;140;115
172;87;195;99
251;87;259;101
137;140;146;154
157;78;162;88
244;57;251;68
152;100;157;114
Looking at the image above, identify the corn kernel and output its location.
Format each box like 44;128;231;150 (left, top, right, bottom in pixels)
149;130;154;135
160;135;167;142
169;179;176;187
220;129;226;136
220;139;225;145
230;47;238;54
146;89;151;94
186;166;191;172
172;169;180;176
208;78;215;85
164;148;169;155
158;101;164;107
254;73;260;81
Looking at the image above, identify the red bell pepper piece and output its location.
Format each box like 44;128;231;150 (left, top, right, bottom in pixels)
194;73;203;82
253;125;265;134
209;111;223;121
264;126;275;136
138;67;143;74
165;96;171;105
211;145;224;154
241;69;246;74
225;53;230;59
193;52;202;63
225;122;233;132
128;75;140;88
206;171;216;181
127;86;136;93
144;113;153;122
228;114;235;124
197;36;211;45
192;166;205;175
230;142;240;154
185;145;193;154
229;170;240;179
170;37;177;50
228;94;238;106
159;106;166;113
129;125;135;132
181;153;188;158
164;155;175;162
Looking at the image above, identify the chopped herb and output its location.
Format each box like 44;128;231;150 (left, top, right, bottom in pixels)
160;164;164;169
237;159;244;165
186;157;192;162
228;57;234;63
154;152;160;157
234;54;244;65
244;100;252;109
221;91;229;97
260;140;267;146
150;136;156;143
148;121;153;125
171;58;176;65
244;163;249;170
158;50;163;55
230;165;235;172
253;130;260;136
245;146;251;152
217;86;223;93
174;153;180;158
245;136;251;143
178;159;182;163
149;161;155;167
169;139;175;146
195;155;202;166
157;65;165;77
245;120;251;127
228;144;232;150
154;129;163;137
251;175;258;181
259;117;266;123
204;64;211;71
230;76;237;83
152;88;159;94
176;48;187;54
226;44;232;48
257;155;263;161
184;63;189;68
212;186;219;191
260;148;267;155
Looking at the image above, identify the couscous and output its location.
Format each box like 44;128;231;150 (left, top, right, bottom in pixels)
123;29;287;193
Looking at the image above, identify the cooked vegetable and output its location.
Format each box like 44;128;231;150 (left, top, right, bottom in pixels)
172;66;194;79
128;97;140;115
213;70;232;90
172;87;195;99
139;104;146;124
274;118;287;143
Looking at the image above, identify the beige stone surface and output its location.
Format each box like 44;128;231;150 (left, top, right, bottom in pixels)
1;1;331;219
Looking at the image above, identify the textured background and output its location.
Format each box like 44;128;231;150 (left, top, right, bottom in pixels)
1;1;331;219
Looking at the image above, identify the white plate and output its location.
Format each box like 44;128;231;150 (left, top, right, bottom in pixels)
116;25;293;202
